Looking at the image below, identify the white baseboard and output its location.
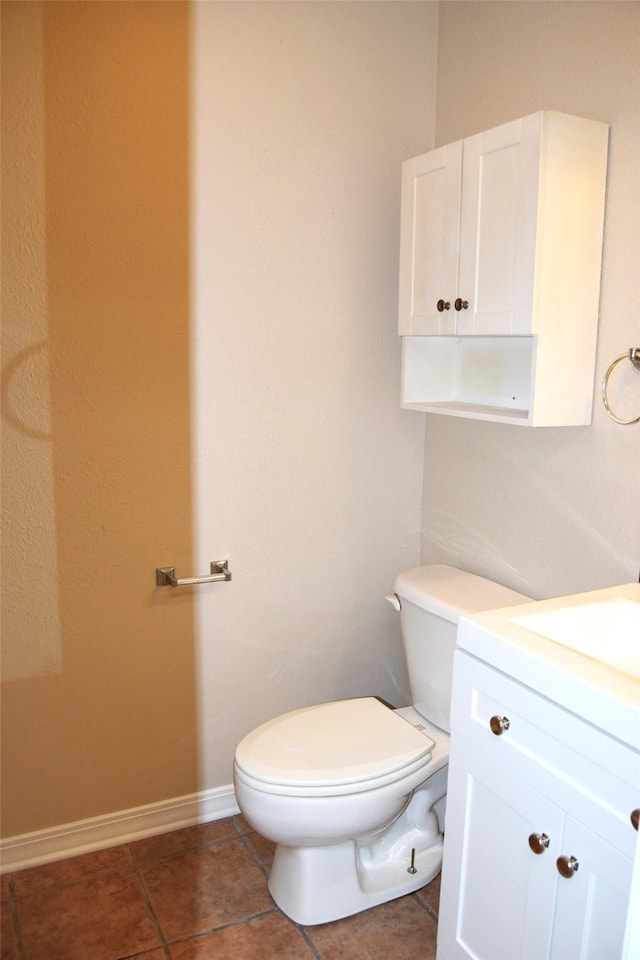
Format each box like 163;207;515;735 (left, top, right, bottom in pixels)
0;784;240;874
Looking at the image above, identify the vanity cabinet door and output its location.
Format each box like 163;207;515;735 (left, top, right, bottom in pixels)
550;817;633;960
398;141;462;336
437;741;562;960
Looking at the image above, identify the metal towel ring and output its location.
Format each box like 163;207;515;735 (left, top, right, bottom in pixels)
602;347;640;425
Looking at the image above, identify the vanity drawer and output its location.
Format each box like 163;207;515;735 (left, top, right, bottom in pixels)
449;650;640;855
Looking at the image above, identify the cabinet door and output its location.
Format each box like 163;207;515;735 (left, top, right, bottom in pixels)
550;818;633;960
398;142;461;335
437;743;562;960
457;114;541;336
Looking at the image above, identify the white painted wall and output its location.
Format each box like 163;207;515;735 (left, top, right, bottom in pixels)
422;0;640;599
191;1;438;788
190;0;639;797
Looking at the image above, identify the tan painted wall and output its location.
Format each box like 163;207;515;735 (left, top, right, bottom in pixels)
422;1;640;598
1;0;196;835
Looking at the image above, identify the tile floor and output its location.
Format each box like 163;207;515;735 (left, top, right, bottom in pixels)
1;815;440;960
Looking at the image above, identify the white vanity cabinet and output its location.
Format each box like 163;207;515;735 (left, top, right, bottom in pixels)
398;111;609;425
437;651;639;960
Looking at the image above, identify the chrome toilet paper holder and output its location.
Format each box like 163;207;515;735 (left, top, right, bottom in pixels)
156;560;232;588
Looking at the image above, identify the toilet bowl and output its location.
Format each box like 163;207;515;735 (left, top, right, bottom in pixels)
233;564;530;925
234;697;449;925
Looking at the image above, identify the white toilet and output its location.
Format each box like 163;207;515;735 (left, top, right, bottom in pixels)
233;564;529;925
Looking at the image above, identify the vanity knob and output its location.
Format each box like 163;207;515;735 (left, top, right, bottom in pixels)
528;833;550;855
631;809;639;831
557;855;580;878
454;297;469;311
489;715;510;736
436;299;451;312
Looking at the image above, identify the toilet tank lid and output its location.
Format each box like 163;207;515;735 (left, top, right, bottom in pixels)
393;564;531;624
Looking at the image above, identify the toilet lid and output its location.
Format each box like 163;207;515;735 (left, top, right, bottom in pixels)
234;697;434;789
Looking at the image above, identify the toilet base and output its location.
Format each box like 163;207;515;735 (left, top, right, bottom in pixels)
265;751;449;925
268;828;443;925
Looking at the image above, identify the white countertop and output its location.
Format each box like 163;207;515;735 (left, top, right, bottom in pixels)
457;582;640;751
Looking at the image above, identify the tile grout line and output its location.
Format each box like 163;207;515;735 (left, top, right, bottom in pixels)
297;924;326;960
238;833;271;882
8;883;27;960
413;889;439;924
124;843;171;956
118;947;171;960
164;906;279;949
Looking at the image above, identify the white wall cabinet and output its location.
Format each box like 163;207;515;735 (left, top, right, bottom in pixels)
398;112;609;425
436;651;638;960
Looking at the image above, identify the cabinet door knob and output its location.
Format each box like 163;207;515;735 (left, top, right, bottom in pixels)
631;809;639;831
557;855;580;878
436;299;451;312
454;298;469;311
528;833;550;855
489;715;510;736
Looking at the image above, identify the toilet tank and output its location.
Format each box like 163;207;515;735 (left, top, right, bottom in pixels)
394;564;530;732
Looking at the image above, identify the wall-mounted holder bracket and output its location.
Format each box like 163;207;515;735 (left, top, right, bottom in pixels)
155;560;232;588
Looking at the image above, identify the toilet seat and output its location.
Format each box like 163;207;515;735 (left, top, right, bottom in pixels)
234;697;435;797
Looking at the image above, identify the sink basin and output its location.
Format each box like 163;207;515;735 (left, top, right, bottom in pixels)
513;597;640;680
